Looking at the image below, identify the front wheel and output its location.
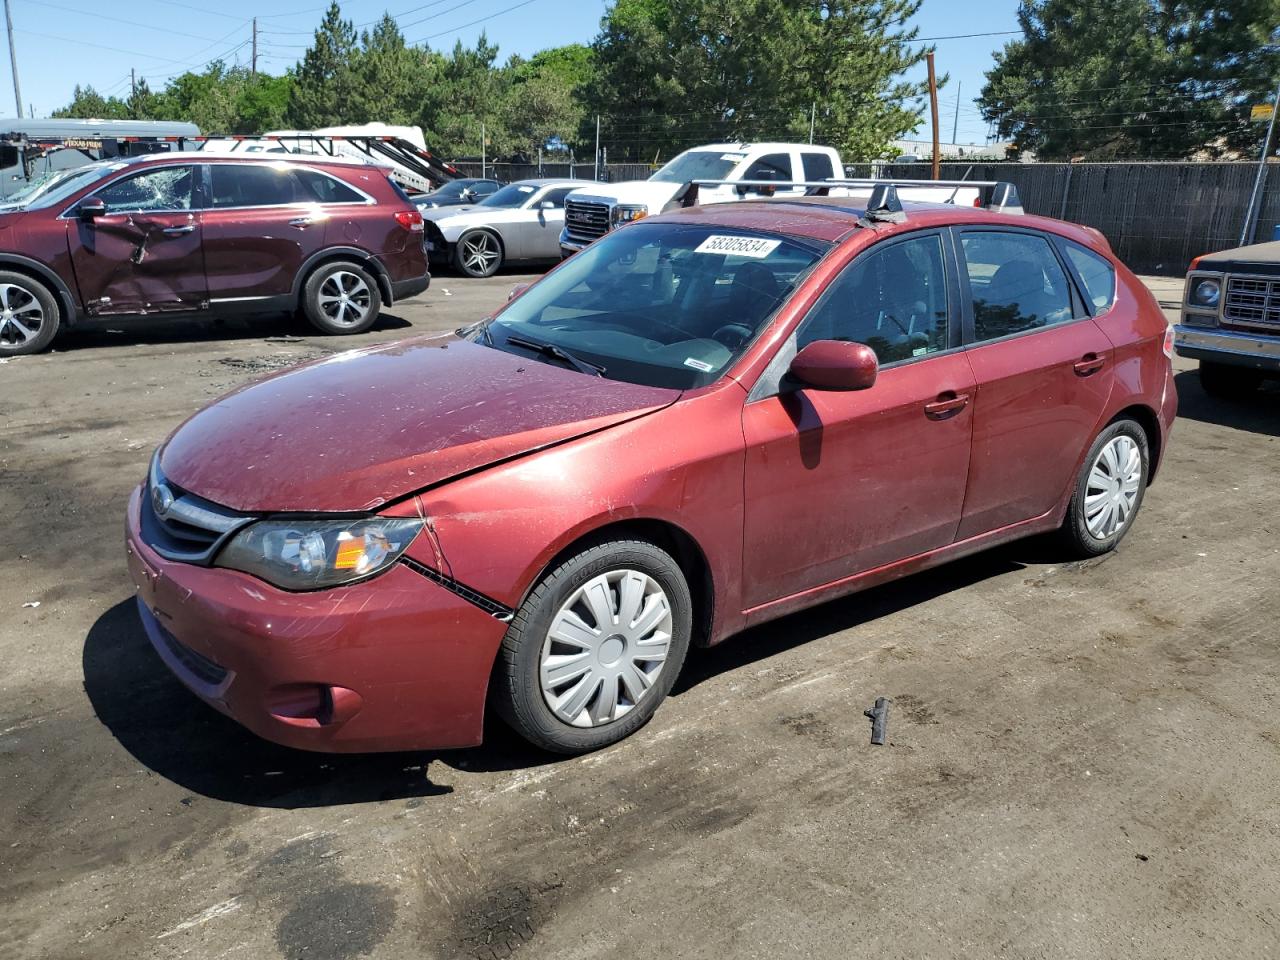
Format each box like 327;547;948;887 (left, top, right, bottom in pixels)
453;230;503;278
493;540;692;754
1059;419;1149;558
301;262;381;335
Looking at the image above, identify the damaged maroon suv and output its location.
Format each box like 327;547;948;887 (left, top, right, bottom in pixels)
0;153;429;355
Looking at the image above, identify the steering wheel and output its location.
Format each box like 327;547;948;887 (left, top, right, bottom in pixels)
711;323;753;349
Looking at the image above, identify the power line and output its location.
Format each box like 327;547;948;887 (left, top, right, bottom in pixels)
22;0;226;42
414;0;540;44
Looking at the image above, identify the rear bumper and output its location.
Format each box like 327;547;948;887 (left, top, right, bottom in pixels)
124;486;509;753
390;272;430;303
1173;325;1280;373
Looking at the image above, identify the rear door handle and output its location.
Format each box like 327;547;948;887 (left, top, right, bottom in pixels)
1073;354;1106;376
162;224;195;235
924;392;971;419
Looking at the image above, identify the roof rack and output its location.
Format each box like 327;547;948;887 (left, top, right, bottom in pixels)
681;177;1024;218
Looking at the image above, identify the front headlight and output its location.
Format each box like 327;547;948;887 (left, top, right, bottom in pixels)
611;204;648;224
216;517;423;591
1188;277;1220;308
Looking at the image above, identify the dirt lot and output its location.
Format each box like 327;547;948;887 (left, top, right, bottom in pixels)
2;270;1279;960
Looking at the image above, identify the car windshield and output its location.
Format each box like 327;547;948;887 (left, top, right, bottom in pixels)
432;180;475;199
20;161;129;210
479;182;539;208
477;221;826;389
649;150;744;184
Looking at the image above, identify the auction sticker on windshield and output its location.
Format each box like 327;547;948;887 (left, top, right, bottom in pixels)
694;235;782;258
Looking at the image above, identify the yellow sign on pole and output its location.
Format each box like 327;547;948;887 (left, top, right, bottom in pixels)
1251;104;1274;123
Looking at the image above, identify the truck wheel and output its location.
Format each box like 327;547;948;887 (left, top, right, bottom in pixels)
453;230;503;278
1199;361;1262;400
301;262;381;335
492;539;692;755
1059;419;1149;558
0;271;59;356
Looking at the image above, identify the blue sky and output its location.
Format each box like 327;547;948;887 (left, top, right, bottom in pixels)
4;0;1020;143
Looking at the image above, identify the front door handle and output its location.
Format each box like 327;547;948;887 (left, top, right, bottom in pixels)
162;224;195;235
924;392;971;420
1073;353;1106;377
288;217;315;228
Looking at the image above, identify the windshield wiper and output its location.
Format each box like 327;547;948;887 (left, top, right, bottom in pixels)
503;333;606;376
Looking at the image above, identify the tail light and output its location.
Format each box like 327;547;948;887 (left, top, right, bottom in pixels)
1162;324;1175;360
973;196;983;207
394;209;424;232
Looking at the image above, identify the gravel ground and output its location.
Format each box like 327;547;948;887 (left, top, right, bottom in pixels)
2;268;1279;960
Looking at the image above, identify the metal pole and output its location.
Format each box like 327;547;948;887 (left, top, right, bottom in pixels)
927;52;940;180
1240;78;1280;246
3;0;22;118
130;68;137;116
1058;161;1074;220
951;80;961;144
809;102;815;144
593;115;600;181
480;122;485;178
251;18;258;76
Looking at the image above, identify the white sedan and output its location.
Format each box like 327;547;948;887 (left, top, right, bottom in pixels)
422;179;586;278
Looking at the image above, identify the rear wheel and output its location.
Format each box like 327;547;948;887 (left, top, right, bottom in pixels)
0;271;59;356
1059;419;1149;558
453;230;503;278
301;262;380;335
493;539;692;754
1199;360;1262;400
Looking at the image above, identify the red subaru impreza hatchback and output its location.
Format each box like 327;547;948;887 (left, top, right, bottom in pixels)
126;187;1176;755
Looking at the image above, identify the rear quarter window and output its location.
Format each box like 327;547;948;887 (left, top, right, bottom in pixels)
1062;241;1117;313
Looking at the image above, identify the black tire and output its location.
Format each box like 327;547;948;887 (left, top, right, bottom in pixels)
453;229;503;278
1199;360;1262;400
301;261;381;335
1059;418;1150;558
0;271;60;356
493;539;693;755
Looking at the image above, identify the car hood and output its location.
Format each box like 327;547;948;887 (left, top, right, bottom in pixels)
568;181;683;209
1197;240;1280;274
159;335;680;513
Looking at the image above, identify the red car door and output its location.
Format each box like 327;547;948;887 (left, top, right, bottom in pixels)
200;163;333;304
741;231;975;610
66;163;205;315
953;228;1115;540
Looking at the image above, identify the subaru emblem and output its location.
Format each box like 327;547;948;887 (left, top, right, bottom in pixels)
152;483;175;519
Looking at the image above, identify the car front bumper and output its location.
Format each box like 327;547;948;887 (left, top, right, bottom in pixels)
1174;324;1280;373
124;486;509;753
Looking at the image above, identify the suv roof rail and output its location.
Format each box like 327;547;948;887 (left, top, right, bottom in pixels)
681;177;1024;216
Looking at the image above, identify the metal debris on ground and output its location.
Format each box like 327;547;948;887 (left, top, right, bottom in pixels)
865;697;890;746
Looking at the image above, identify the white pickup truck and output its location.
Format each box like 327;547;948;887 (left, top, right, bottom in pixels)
560;142;844;257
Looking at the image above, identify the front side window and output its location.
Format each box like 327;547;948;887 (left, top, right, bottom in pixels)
537;186;576;209
961;231;1074;341
797;234;950;363
476;222;825;389
1063;241;1116;312
96;165;194;212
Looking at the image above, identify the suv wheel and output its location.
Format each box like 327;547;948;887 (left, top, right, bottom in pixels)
493;539;692;754
1060;419;1149;558
453;230;503;278
0;272;59;356
302;262;381;335
1199;360;1262;400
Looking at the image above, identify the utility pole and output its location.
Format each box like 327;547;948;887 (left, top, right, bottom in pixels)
251;18;257;77
951;80;961;145
926;51;940;179
480;122;485;178
809;102;816;144
593;115;600;181
1241;77;1280;246
130;68;137;115
3;0;21;118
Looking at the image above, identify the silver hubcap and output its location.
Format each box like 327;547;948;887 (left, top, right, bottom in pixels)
540;569;673;728
317;271;372;327
0;282;44;346
461;233;499;274
1084;435;1142;539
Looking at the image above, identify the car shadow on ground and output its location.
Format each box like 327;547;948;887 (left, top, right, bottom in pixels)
1173;370;1280;437
84;543;1041;810
50;311;414;353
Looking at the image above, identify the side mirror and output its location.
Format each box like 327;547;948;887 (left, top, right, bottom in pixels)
78;196;107;221
538;200;555;210
508;282;531;301
788;340;878;391
460;189;476;201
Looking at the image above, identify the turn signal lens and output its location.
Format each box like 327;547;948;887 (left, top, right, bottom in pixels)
217;517;423;590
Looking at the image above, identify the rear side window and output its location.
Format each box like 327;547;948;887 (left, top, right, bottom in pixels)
801;152;836;182
295;168;365;204
960;232;1074;341
743;153;793;182
798;234;950;363
1063;241;1116;312
209;164;301;208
